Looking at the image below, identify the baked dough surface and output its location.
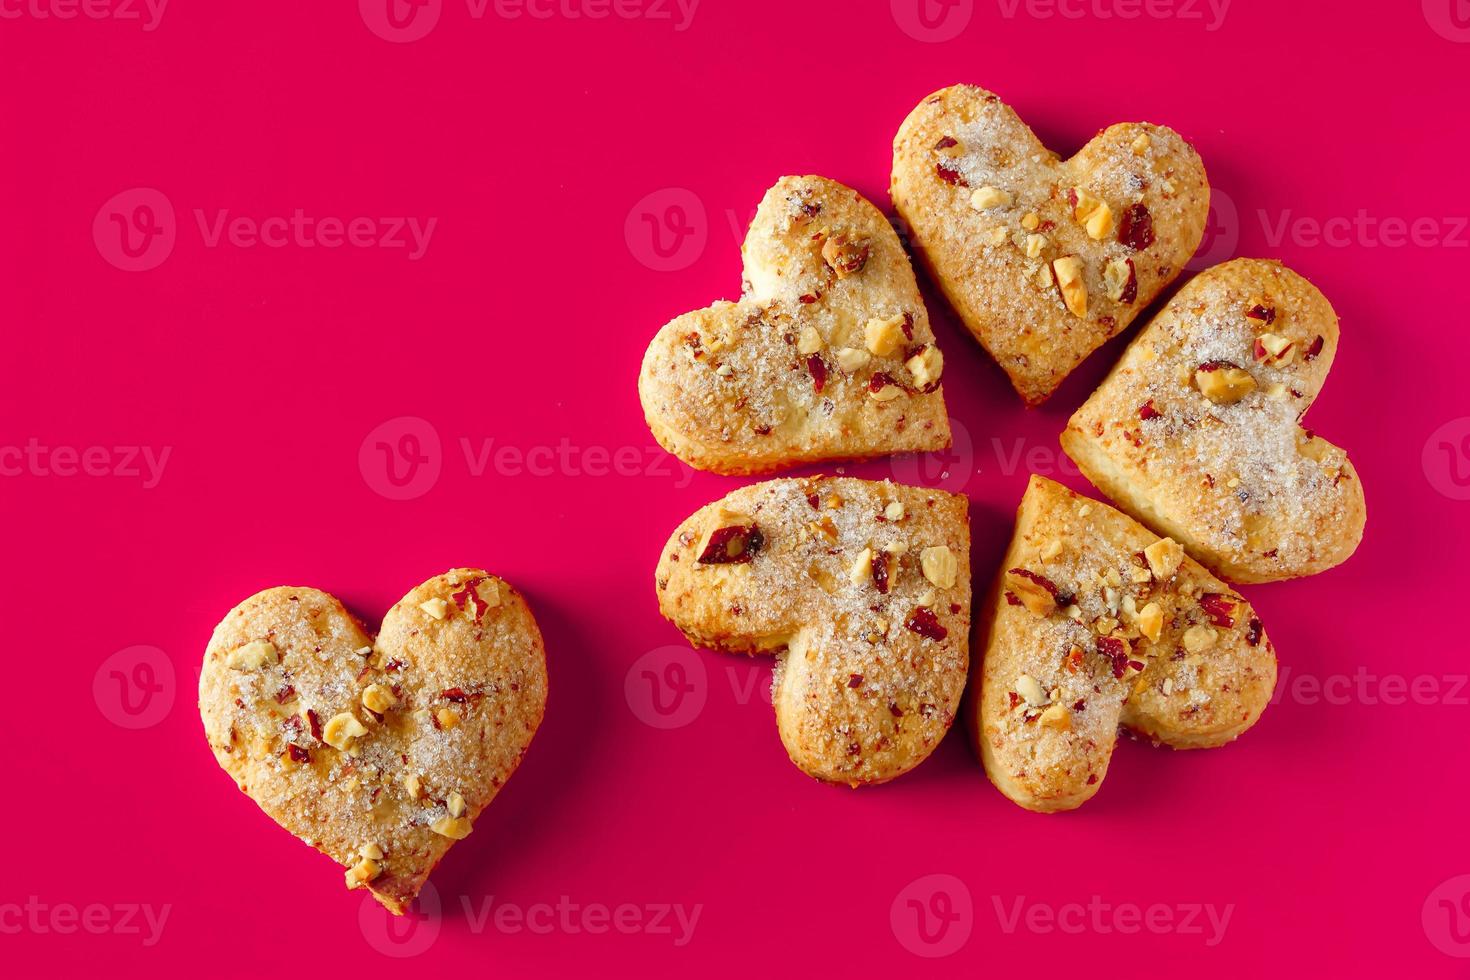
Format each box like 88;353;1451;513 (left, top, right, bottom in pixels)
1062;258;1365;582
655;477;970;784
891;83;1208;404
199;569;547;913
972;476;1276;812
640;175;951;475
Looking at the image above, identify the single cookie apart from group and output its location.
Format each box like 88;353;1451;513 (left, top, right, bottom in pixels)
972;476;1277;813
655;477;971;784
1061;258;1365;583
639;175;952;475
892;83;1209;405
199;569;548;914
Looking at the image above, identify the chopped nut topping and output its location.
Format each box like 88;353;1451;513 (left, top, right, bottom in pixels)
1038;702;1072;731
362;684;396;714
1016;674;1047;706
447;791;466;818
419;597;449;620
796;326;824;355
920;545;958;589
1052;256;1087;317
989;227;1009;246
1130;132;1151;155
1183;624;1218;653
1143;537;1185;579
344;857;381;889
1103;256;1137;303
834;347;871;373
360;842;384;861
969;185;1012;210
429;816;473;840
714;362;733;377
323;712;368;751
1084;202;1114;240
848;547;875;586
1137;601;1164;643
436;707;461;730
1041;539;1063;561
884;500;905;521
934;135;963;157
226;640;278;672
1004;568;1066;617
821;234;869;277
905;345;944;387
405;773;424;799
1254;332;1295;365
1194;362;1257;404
864;313;907;356
1020;211;1040;231
1024;234;1046;259
869;384;903;402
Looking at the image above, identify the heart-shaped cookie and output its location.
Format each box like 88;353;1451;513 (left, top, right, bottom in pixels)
1061;259;1366;583
199;569;547;914
971;476;1276;812
891;84;1210;405
655;476;970;784
639;176;951;475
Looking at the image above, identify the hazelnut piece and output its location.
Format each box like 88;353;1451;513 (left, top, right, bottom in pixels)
1143;537;1185;579
226;640;278;672
323;712;368;751
1052;257;1088;317
1194;362;1257;404
969;186;1012;210
905;346;944;388
864;314;907;356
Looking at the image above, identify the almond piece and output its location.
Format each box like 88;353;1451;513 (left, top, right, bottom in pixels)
864;314;907;356
1052;257;1087;317
226;640;278;672
1016;674;1047;707
905;346;944;388
920;545;958;589
1143;537;1184;579
1195;363;1257;404
969;185;1012;210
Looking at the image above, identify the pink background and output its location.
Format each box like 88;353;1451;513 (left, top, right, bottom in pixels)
3;0;1467;975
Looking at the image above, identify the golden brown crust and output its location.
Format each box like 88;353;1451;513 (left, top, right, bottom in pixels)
199;569;547;914
639;176;951;475
971;476;1276;813
1061;258;1366;583
655;477;970;784
891;83;1208;405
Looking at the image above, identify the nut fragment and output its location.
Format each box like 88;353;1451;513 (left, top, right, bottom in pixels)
323;712;369;751
447;791;466;818
864;313;907;356
1143;537;1185;579
362;684;397;714
1023;233;1046;259
796;326;823;355
848;547;875;586
1137;601;1165;643
360;842;384;861
834;347;871;373
969;185;1012;210
404;773;424;799
1182;624;1218;653
344;857;381;889
419;597;449;620
1194;362;1257;404
1130;132;1151;155
1084;202;1114;240
436;707;461;730
226;640;278;672
884;501;905;521
1103;256;1137;303
1052;256;1087;317
1021;211;1040;231
920;545;958;589
429;816;473;840
1040;539;1063;561
1004;568;1064;617
1016;674;1047;706
905;346;944;387
821;234;869;277
1254;333;1295;366
1038;702;1072;731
